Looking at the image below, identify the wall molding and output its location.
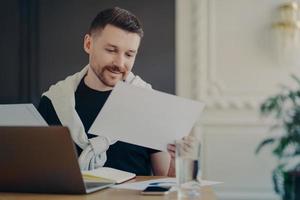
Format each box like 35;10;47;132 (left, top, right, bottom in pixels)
176;2;284;200
190;0;263;110
177;0;300;110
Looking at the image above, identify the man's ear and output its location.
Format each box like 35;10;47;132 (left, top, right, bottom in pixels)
83;34;92;54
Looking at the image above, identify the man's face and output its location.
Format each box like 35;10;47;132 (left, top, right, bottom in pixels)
84;24;141;87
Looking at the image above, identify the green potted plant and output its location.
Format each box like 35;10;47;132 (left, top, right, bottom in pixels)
256;75;300;200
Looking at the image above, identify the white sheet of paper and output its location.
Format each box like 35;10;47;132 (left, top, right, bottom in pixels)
0;104;48;126
89;81;204;151
112;178;222;190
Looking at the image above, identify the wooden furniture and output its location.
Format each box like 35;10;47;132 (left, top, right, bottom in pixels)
0;176;217;200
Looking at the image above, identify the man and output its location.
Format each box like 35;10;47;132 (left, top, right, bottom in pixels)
38;7;176;176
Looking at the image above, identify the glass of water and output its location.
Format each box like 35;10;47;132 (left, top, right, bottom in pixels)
175;138;201;199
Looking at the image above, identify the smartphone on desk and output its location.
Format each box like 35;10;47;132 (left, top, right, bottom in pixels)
141;186;171;195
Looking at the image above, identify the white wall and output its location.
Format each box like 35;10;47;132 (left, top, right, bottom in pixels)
176;0;300;199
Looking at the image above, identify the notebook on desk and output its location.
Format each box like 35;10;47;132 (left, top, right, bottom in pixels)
82;167;136;184
0;126;115;194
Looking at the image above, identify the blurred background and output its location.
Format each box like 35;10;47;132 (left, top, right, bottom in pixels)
2;0;300;199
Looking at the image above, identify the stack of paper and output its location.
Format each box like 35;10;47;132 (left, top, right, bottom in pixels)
112;178;223;190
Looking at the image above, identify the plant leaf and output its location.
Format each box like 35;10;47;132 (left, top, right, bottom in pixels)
255;138;275;154
291;74;300;86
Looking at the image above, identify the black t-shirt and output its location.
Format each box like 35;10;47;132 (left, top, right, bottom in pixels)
38;78;158;175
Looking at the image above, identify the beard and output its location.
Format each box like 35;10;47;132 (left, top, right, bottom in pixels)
91;64;127;87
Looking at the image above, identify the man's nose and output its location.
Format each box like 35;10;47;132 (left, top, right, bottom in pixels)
113;55;125;68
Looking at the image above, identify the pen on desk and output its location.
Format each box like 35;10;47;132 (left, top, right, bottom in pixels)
149;181;176;186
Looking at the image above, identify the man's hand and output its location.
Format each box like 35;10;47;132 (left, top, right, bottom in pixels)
167;135;199;177
151;135;199;177
167;143;176;177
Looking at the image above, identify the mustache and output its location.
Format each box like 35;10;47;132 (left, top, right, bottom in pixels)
104;65;125;73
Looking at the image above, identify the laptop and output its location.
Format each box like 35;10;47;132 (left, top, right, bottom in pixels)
0;126;115;194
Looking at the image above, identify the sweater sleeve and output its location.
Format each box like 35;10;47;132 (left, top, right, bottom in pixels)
37;96;62;126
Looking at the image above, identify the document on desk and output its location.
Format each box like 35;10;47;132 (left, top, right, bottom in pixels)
0;104;48;126
89;81;205;151
112;178;222;190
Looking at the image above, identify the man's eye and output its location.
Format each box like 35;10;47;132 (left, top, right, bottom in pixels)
126;53;134;58
106;49;115;53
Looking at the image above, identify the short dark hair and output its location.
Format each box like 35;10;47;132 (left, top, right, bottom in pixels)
88;7;144;38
